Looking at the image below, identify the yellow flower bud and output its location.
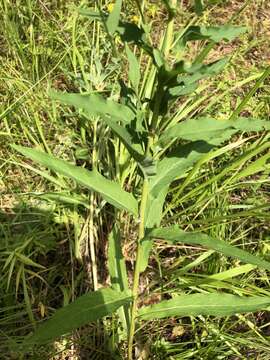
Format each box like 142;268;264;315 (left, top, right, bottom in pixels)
107;3;114;13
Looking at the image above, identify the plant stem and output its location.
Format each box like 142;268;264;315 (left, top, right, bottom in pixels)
128;178;149;360
128;3;177;358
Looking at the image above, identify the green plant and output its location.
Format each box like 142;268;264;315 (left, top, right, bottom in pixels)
11;1;270;359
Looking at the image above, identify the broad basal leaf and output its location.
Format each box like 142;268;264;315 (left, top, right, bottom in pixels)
148;227;270;271
180;25;247;45
13;145;138;216
25;288;132;345
138;293;270;320
160;117;270;146
50;91;135;124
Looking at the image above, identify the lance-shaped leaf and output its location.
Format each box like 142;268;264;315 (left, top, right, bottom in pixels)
25;288;132;345
140;142;215;270
138;293;270;320
13;145;138;216
194;0;204;15
177;57;229;85
108;226;129;292
106;0;122;35
160;117;270;146
78;8;103;22
50;91;135;124
139;187;168;273
125;44;140;92
147;227;270;271
149;141;213;198
161;58;229;106
160;57;229;85
161;0;176;18
38;192;90;208
180;25;247;45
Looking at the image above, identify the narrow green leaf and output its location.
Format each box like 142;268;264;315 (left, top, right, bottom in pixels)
181;25;247;45
161;0;176;18
108;226;130;332
168;82;198;97
50;91;135;124
149;141;214;197
125;44;140;92
78;9;103;22
13;145;138;216
140;142;215;269
38;192;90;208
139;187;168;273
160;117;270;146
233;153;270;181
177;57;229;84
108;226;129;292
153;48;166;68
163;58;228;101
15;253;45;269
25;288;132;345
194;0;204;15
106;0;122;35
138;293;270;320
148;227;270;271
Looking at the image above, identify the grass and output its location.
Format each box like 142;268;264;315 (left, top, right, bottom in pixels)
1;0;270;359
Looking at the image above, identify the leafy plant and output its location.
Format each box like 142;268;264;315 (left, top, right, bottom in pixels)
12;1;270;359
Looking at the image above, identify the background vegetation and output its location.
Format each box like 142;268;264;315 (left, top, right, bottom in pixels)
1;0;270;359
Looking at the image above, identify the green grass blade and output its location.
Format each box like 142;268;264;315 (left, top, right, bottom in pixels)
108;226;130;332
12;145;138;216
108;226;129;292
148;227;270;271
138;293;270;320
24;288;132;345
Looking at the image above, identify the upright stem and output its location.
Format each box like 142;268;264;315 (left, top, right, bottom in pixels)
128;2;177;358
128;179;149;360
